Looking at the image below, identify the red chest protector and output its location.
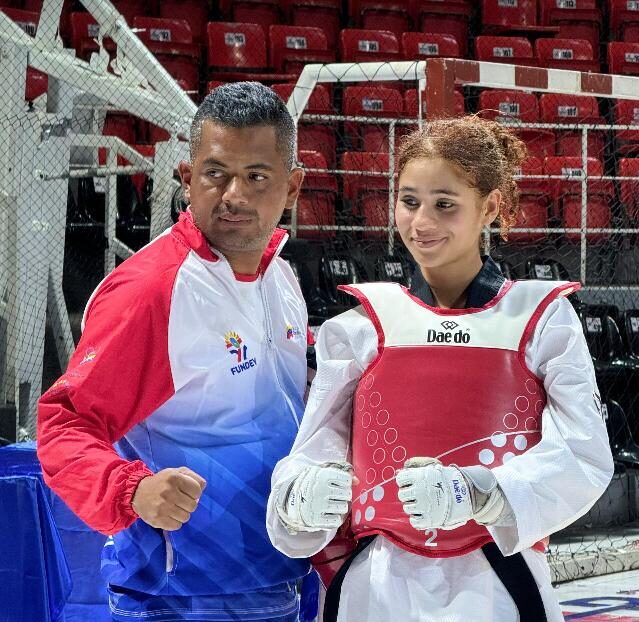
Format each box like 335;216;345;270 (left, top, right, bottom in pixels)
311;279;580;585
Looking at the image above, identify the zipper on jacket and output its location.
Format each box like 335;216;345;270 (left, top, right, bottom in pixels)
163;530;175;574
260;284;301;428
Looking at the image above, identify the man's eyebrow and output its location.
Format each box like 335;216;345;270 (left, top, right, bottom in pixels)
245;163;274;171
200;158;274;171
201;157;227;168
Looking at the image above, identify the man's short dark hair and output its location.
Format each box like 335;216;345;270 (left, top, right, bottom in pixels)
190;82;296;170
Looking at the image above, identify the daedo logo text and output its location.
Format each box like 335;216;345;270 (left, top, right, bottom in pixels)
426;320;471;344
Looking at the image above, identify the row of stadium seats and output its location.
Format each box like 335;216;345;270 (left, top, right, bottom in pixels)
8;0;636;51
82;137;639;245
282;150;639;243
98;85;639;164
476;37;639;75
8;2;639;104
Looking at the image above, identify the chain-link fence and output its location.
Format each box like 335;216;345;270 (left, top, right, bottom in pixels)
282;63;639;583
0;0;195;441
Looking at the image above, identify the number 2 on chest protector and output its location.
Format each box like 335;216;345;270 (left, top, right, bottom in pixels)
424;529;438;546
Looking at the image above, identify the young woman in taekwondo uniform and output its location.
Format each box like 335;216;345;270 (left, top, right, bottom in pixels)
266;115;613;622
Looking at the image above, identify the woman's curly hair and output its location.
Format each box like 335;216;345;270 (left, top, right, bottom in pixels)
398;116;528;240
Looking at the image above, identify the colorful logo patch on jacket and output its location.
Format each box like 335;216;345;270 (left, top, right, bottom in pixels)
286;324;302;340
224;331;257;375
80;347;97;365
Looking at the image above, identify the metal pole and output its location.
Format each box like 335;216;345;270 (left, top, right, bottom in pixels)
580;127;588;285
105;149;117;274
388;121;396;255
417;77;425;130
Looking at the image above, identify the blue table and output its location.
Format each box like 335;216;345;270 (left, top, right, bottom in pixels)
0;443;110;622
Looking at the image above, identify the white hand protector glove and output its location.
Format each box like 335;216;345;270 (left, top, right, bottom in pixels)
276;461;354;534
396;458;506;531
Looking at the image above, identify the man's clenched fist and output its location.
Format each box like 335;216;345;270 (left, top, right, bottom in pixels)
132;467;207;531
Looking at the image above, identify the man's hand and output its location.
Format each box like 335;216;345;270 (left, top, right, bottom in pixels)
132;467;207;531
276;461;356;533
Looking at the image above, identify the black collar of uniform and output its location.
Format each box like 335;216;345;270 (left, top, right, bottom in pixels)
409;256;506;309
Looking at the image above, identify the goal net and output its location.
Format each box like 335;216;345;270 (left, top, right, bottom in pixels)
284;57;639;584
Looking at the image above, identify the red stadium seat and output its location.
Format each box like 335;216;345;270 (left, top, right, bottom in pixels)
518;129;556;160
511;156;551;242
544;156;611;241
272;83;337;166
544;156;612;238
340;28;401;62
516;155;546;195
22;0;73;40
482;0;537;28
404;88;465;118
207;21;267;71
0;7;48;101
109;0;151;25
70;12;111;60
619;158;639;222
296;150;338;239
100;113;142;159
103;113;137;145
608;42;639;77
207;22;294;83
299;126;337;168
129;144;155;207
283;0;341;49
1;6;38;36
410;1;471;56
401;32;460;60
341;151;391;199
133;17;200;94
555;23;599;57
610;0;639;42
539;94;605;157
25;67;48;101
271;82;334;112
544;155;605;193
133;17;197;53
350;1;411;38
477;89;553;163
475;36;535;65
539;0;600;58
535;38;598;72
539;93;602;122
341;151;392;238
343;86;404;152
511;195;549;242
231;0;280;31
562;195;611;242
269;25;334;74
206;80;226;93
159;0;209;44
543;155;596;204
612;100;639;154
478;90;539;123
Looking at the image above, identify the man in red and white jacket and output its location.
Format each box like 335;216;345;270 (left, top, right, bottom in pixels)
38;82;312;622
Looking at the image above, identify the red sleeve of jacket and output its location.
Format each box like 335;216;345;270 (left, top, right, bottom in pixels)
37;241;185;535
